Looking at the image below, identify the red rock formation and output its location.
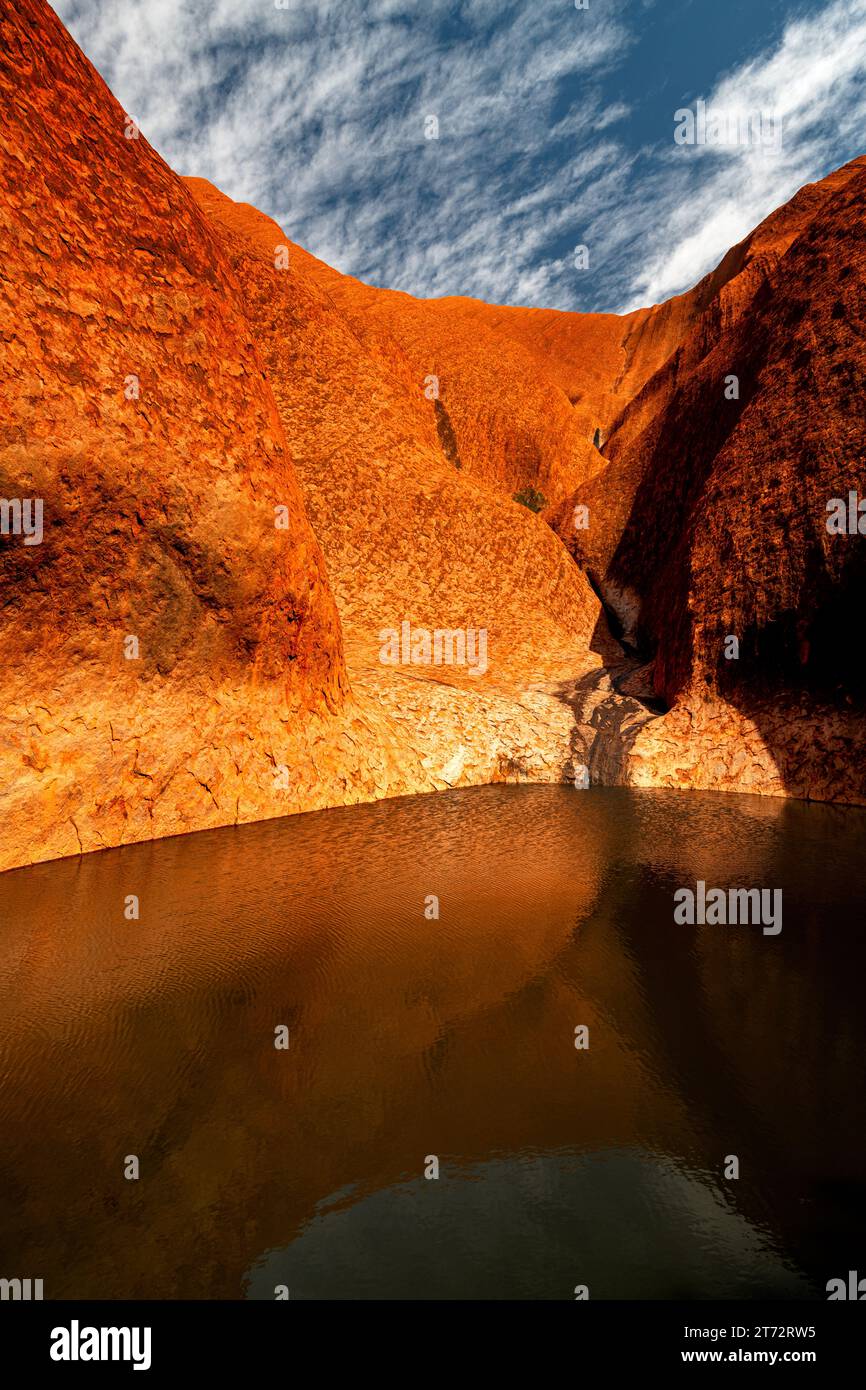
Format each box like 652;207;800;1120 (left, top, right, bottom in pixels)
0;0;344;698
0;0;348;867
277;251;604;507
183;179;605;683
0;0;609;871
550;157;866;802
181;190;609;508
2;0;864;872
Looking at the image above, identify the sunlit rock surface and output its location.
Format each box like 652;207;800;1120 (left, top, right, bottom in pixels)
1;0;864;871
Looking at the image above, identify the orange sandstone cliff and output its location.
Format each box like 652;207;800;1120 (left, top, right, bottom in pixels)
0;0;610;871
1;0;864;872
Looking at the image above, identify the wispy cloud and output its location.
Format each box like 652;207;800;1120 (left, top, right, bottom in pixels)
53;0;633;306
53;0;866;313
620;0;866;308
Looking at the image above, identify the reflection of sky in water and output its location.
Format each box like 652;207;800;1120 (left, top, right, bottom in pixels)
246;1148;812;1300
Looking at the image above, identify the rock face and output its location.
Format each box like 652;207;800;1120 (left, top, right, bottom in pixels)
182;177;612;817
549;156;866;803
183;189;606;510
1;0;864;871
0;0;346;696
0;0;609;871
183;180;605;681
305;279;603;508
0;0;354;868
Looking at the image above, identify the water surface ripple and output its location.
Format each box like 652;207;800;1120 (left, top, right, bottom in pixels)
1;786;864;1299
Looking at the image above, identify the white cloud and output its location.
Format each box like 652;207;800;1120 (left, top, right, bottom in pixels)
52;0;866;313
621;0;866;309
54;0;633;307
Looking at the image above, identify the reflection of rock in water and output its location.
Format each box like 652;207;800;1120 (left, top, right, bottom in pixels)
1;786;865;1298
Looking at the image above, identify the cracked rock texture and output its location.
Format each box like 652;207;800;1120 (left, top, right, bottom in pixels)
0;0;607;870
1;0;864;872
0;0;345;866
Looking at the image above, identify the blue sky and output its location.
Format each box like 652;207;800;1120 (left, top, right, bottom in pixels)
55;0;866;313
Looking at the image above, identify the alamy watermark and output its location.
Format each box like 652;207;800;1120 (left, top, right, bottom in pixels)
827;1270;866;1299
674;100;782;150
826;490;866;534
0;1276;43;1300
379;621;488;676
0;497;43;545
674;880;782;935
50;1321;152;1371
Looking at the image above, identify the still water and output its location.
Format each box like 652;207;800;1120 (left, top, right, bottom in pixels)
1;785;864;1300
